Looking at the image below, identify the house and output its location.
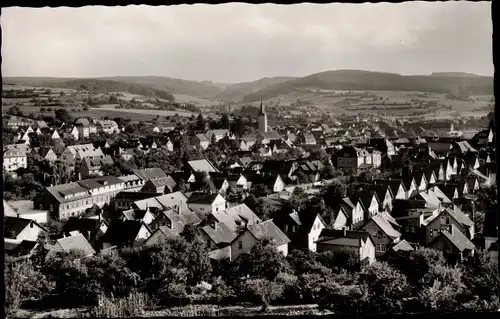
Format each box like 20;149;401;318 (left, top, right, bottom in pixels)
133;168;168;182
101;219;152;249
4;216;48;248
361;214;401;257
412;171;429;192
39;147;58;162
122;208;156;225
187;159;219;174
336;145;382;175
4;200;49;223
144;226;180;246
372;184;394;212
331;197;365;230
140;176;177;194
61;125;80;140
274;210;326;252
374;179;407;200
354;190;381;222
315;228;376;266
422;207;474;245
368;138;396;156
300;133;317;145
75;118;97;138
96;120;120;134
44;233;96;258
191;133;210;150
230;219;290;262
112;191;162;211
3;145;27;172
60;144;104;169
427;224;475;262
60;216;108;250
33;176;125;220
79;155;114;179
186;192;227;218
206;129;229;142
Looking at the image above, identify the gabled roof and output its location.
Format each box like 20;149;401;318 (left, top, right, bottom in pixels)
202;222;236;245
316;228;372;247
246;219;290;246
77;176;124;190
392;239;414;252
133;168;168;181
61;217;102;235
186;192;222;204
370;214;401;240
428;225;475;252
4;216;47;239
102;219;151;246
45;233;96;256
146;176;177;192
188;159;219;173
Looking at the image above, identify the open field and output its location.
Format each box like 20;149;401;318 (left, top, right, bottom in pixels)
173;93;220;106
7;105;196;122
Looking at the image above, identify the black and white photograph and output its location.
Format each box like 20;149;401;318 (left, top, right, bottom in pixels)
2;2;498;317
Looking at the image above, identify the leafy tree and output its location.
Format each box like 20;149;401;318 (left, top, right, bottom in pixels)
418;264;465;313
5;259;54;314
241;238;291;281
244;278;283;311
358;261;411;313
54;108;73;124
196;113;205;131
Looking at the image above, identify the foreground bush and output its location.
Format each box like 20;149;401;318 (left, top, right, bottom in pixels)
93;292;147;318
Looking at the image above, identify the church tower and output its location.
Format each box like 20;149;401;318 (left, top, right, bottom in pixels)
257;99;268;133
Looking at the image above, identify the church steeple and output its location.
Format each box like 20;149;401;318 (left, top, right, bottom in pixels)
259;98;266;115
257;97;268;133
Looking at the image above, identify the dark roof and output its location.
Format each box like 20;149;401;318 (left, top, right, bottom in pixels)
61;217;101;236
428;226;475;252
4;217;46;239
10;240;39;257
316;228;372;246
77;176;124;189
102;219;150;246
115;191;162;201
133;168;168;181
186;192;221;204
247;219;291;246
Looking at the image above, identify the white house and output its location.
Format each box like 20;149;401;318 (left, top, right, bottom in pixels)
187;193;227;218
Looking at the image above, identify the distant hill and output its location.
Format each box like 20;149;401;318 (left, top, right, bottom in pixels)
97;76;223;99
430;72;483;78
241;70;493;102
215;76;297;101
41;79;176;101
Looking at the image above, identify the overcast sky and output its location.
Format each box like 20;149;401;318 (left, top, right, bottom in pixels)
1;2;493;83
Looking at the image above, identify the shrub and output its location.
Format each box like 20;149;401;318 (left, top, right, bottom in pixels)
93;292;146;318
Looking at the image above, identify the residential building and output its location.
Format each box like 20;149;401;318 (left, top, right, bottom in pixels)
191;134;210;150
96;120;120;134
33;176;125;220
79;155;114;179
3;146;27;172
186;192;227;218
427;224;475;262
44;233;96;258
230;219;290;261
141;176;177;194
361;214;401;257
275;211;326;252
101;219;152;249
422;206;474;245
4;216;48;247
315;228;376;266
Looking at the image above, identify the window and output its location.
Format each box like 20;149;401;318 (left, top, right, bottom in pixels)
446;217;450;225
284;225;288;232
405;226;409;232
446;245;453;254
292;225;296;232
411;227;416;233
238;241;243;249
430;229;434;237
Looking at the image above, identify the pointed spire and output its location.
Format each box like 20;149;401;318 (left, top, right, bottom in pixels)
259;97;265;115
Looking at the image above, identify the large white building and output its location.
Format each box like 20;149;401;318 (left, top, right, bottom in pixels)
3;146;27;172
